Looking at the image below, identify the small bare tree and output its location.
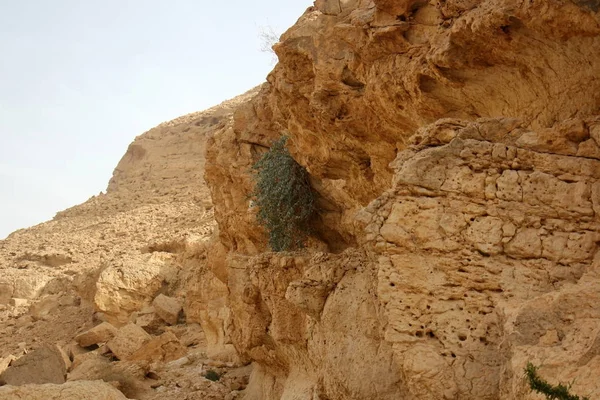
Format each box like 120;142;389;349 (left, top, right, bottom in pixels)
258;25;280;64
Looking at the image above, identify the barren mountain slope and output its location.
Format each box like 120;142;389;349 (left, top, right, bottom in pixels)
0;88;260;399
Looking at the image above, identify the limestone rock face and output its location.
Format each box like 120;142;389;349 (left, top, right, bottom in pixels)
0;380;128;400
204;1;600;399
206;0;600;254
182;246;239;362
209;117;600;399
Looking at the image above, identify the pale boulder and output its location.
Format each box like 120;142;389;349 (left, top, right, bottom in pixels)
94;253;178;323
129;331;187;364
106;323;151;361
75;322;118;348
152;294;183;325
0;380;127;400
0;344;67;386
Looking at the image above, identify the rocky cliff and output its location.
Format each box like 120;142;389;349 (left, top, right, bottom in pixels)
0;0;599;399
204;0;600;399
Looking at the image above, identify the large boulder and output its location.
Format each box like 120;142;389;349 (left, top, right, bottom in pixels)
129;331;187;364
106;323;151;361
75;322;118;348
94;253;178;324
0;380;127;399
0;344;67;385
152;294;183;325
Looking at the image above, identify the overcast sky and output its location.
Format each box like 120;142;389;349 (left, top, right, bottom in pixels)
0;0;310;239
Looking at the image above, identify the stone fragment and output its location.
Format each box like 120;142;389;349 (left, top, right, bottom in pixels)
0;283;14;304
0;355;16;375
29;295;61;321
152;294;183;325
129;331;187;364
71;348;106;371
9;298;29;307
107;323;151;360
0;344;67;385
134;312;164;333
75;322;118;348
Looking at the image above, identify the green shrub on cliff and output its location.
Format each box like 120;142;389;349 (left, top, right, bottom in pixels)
204;369;220;381
525;363;589;400
251;136;315;251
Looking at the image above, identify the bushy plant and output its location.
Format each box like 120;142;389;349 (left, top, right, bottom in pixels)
525;363;589;400
251;136;315;251
204;369;220;382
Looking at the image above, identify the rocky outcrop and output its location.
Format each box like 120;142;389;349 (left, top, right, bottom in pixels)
1;0;599;399
204;1;600;399
208;117;600;399
0;380;128;400
207;0;600;254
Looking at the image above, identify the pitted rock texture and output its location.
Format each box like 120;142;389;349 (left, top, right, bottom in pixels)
206;0;600;254
212;118;600;400
204;1;600;399
362;118;600;399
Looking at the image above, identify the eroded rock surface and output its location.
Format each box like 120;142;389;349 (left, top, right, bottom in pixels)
204;1;600;399
0;380;128;400
1;0;599;399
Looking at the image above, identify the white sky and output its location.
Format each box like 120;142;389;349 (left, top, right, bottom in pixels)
0;0;311;239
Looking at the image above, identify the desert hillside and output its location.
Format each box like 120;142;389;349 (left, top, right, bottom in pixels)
1;0;600;399
0;88;258;399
